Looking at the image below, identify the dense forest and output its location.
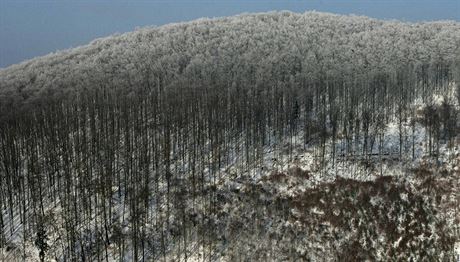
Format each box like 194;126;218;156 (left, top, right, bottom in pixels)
0;11;459;261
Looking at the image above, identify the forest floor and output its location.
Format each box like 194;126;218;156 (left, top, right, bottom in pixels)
182;143;459;261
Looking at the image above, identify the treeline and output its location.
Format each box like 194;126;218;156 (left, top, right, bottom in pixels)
0;11;459;261
1;11;459;115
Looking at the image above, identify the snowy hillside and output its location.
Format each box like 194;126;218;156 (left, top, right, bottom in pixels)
0;11;459;261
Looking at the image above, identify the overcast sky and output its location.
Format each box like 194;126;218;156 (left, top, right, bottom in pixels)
0;0;459;68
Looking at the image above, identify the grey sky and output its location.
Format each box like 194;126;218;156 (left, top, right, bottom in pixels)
1;0;459;68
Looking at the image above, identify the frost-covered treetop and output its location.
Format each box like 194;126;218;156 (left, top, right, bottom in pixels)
0;11;459;108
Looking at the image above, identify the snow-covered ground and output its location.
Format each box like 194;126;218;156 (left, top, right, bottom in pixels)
185;111;459;260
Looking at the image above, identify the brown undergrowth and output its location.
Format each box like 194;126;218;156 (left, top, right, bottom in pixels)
210;162;459;261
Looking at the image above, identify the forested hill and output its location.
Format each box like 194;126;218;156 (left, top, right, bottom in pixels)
0;11;459;115
1;11;460;261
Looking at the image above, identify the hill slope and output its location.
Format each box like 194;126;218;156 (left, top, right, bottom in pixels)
0;11;459;261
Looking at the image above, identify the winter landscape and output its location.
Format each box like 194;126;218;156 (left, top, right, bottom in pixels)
0;9;459;262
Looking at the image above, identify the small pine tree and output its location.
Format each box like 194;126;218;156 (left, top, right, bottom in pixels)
34;223;48;262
